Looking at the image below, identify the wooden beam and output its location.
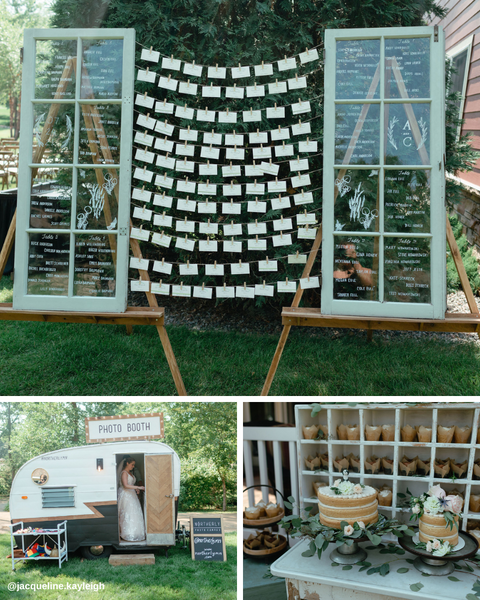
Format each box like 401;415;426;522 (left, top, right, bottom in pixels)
0;211;15;279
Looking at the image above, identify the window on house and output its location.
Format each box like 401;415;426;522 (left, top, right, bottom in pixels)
447;35;473;138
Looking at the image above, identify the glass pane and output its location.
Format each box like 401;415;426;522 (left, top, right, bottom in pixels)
384;237;431;303
385;38;430;99
81;39;123;99
32;104;75;164
334;169;379;232
30;168;72;229
35;40;76;100
76;168;119;231
27;232;70;296
333;235;379;301
336;39;380;99
384;170;430;233
335;103;380;165
79;104;121;164
73;233;117;297
385;103;430;166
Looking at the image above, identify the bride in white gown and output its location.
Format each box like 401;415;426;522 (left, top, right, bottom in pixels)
118;457;146;541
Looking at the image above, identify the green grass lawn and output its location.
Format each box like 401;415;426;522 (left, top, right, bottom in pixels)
1;277;480;395
0;532;237;600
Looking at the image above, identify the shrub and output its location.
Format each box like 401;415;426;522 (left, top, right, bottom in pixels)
179;459;236;511
447;214;480;295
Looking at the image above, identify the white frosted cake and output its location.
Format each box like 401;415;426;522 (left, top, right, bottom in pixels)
317;481;378;528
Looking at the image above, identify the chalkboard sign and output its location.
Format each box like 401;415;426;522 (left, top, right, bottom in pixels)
190;516;226;562
192;518;222;535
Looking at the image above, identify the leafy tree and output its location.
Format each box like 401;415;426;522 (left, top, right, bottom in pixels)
0;0;49;138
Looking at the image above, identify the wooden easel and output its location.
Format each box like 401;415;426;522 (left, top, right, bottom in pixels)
0;55;187;396
261;58;480;396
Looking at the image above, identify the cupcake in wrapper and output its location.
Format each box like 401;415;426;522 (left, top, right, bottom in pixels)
401;424;416;442
451;459;468;479
346;424;360;441
319;424;328;439
381;424;395;441
417;426;432;442
303;424;319;440
333;455;349;472
245;506;261;520
454;425;472;444
382;457;394;475
399;455;417;476
365;425;382;441
378;489;393;507
265;503;280;518
417;457;431;477
437;425;455;444
434;458;450;478
305;454;321;470
365;455;381;474
256;500;267;517
337;424;347;440
470;495;480;513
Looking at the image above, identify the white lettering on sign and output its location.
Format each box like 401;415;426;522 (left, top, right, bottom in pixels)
86;414;163;442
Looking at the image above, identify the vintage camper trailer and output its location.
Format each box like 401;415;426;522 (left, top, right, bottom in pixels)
10;440;180;559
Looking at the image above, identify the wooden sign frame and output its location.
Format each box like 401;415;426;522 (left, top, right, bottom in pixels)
260;25;480;396
0;28;186;395
190;516;226;562
85;412;164;443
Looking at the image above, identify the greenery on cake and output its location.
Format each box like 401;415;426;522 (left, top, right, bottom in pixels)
409;485;462;530
330;479;366;496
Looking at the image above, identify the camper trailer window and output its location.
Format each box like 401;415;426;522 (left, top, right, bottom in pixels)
41;487;75;508
31;468;49;486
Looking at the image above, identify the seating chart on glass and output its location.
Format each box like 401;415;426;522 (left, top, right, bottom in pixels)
130;45;322;299
321;27;446;319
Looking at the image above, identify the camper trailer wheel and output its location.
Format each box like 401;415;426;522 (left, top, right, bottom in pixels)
81;545;112;560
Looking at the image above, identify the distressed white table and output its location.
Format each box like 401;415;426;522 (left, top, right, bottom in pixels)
270;539;473;600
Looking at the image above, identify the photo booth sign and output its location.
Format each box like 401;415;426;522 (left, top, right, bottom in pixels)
85;412;164;443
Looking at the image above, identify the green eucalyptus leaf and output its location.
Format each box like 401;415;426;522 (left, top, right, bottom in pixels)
342;565;353;570
379;563;390;577
284;501;293;510
331;562;340;567
311;403;322;416
366;567;378;575
448;577;461;582
397;568;410;573
466;594;479;600
410;583;424;592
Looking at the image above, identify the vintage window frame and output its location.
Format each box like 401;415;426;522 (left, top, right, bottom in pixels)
446;34;474;141
321;26;446;319
13;28;135;312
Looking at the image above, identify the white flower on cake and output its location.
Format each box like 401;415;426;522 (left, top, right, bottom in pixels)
426;540;433;553
423;496;441;515
343;525;354;536
353;484;363;494
432;539;441;550
337;481;355;495
334;479;342;488
357;521;366;529
433;541;451;557
412;504;421;514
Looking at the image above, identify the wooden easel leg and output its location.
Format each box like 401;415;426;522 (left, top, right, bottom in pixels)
0;210;16;280
125;325;133;335
367;330;373;342
261;325;292;396
446;215;479;315
156;325;187;396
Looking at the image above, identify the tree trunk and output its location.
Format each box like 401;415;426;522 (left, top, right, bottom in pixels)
8;96;14;139
71;402;79;443
222;475;227;512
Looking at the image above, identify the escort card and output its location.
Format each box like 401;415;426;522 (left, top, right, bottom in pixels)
179;81;198;95
222;165;241;177
205;263;224;276
151;232;172;247
175;105;195;119
216;286;235;298
254;63;273;77
288;76;307;90
292;100;311;115
275;144;294;157
184;62;203;77
260;161;280;176
255;284;274;296
199;222;218;234
223;240;242;253
197;183;216;195
202;85;221;98
179;128;198;142
268;81;287;94
223;184;242;196
153;213;173;227
201;146;220;160
245;164;263;177
293;191;314;205
179;263;199;275
297;212;317;225
247;222;267;235
225;133;244;146
207;66;226;79
300;276;320;289
134;131;154;146
155;120;174;136
246;183;265;195
277;57;296;71
197;109;216;122
291;173;311;187
292;121;311;136
299;48;319;64
298;227;316;239
267;106;286;119
175;237;195;251
130;257;149;270
141;48;160;63
236;286;255;298
130;227;150;241
252;146;272;159
131;279;150;292
230;262;250;275
155;100;175;114
277;280;297;292
134;167;153;183
176;220;195;233
137;69;156;83
243;109;261;122
153;260;173;274
289;158;309;171
218;111;238;123
224;223;243;236
249;131;268;144
273;217;293;231
132;188;152;202
133;206;152;221
193;286;213;299
268;180;287;193
153;193;173;209
246;85;265;98
175;143;195;157
161;56;181;70
158;76;178;91
272;233;292;247
222;202;242;215
258;260;278;272
288;253;307;264
172;284;192;297
199;239;218;251
298;140;318;153
135;93;155;109
151;282;170;295
247;200;267;213
225;86;245;99
203;131;222;145
248;238;267;251
200;163;218;176
135;148;155;163
177;198;196;212
154;138;174;152
231;65;251;78
176;160;195;173
154;174;174;189
271;196;291;210
137;114;156;129
271;127;290;141
226;147;245;160
198;201;217;214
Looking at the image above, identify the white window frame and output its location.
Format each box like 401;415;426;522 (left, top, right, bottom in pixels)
321;26;446;319
446;34;473;141
13;28;135;313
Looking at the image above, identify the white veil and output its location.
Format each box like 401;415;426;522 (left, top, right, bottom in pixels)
116;456;128;489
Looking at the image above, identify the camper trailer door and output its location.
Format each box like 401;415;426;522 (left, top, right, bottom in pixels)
145;454;175;545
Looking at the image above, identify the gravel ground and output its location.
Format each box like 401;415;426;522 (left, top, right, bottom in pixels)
129;290;480;347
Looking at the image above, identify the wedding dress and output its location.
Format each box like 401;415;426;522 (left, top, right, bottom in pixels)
118;471;146;541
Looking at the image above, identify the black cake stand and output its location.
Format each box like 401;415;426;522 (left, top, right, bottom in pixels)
398;528;478;576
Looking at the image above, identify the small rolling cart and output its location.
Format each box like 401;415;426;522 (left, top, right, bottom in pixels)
10;521;68;571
